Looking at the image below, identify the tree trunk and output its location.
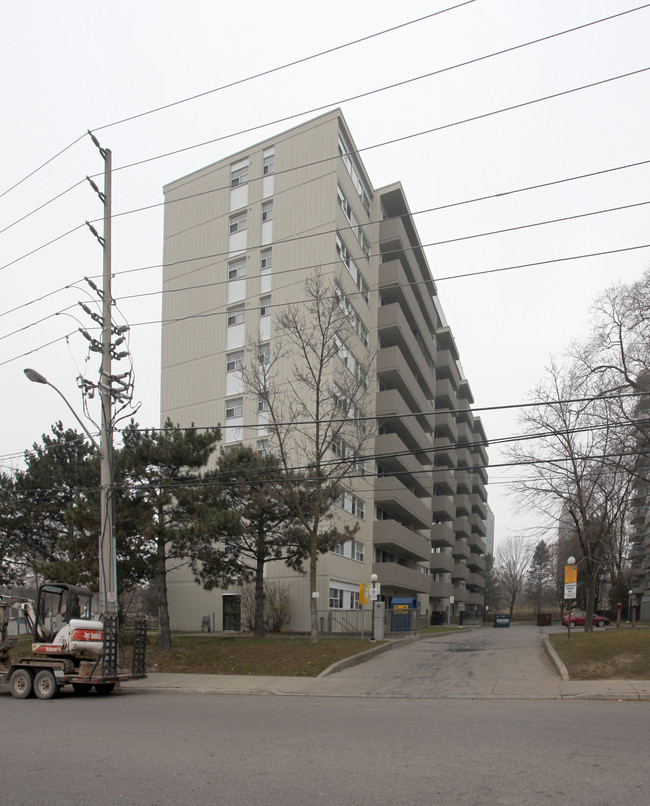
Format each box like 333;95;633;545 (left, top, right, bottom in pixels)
156;536;172;652
310;529;318;644
584;562;597;634
254;550;265;640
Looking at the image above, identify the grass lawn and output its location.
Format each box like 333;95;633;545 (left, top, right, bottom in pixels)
146;634;384;677
549;628;650;679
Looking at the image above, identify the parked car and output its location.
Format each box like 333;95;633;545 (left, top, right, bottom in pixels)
561;611;610;628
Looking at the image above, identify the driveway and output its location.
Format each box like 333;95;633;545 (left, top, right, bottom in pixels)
314;624;561;697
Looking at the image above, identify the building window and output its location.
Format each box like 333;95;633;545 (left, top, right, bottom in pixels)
332;543;345;556
329;588;344;609
230;160;249;188
263;149;275;175
261;248;272;270
350;495;365;519
258;396;270;413
258;342;270;365
225;398;243;419
260;295;271;317
229;211;247;234
228;257;246;280
262;201;273;222
256;439;269;456
338;129;371;217
227;305;245;326
226;351;244;372
351;540;364;562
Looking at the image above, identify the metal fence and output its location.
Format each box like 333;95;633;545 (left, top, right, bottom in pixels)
317;609;372;635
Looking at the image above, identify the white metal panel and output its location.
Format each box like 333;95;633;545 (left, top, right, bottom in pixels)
227;278;246;304
230;184;248;212
226;322;245;350
261;220;273;246
260;271;272;293
259;315;271;341
225;372;244;397
229;230;247;255
262;175;274;198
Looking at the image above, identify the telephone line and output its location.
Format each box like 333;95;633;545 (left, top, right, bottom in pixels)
3;63;648;276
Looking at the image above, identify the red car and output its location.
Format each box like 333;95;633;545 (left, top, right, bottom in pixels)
561;611;610;628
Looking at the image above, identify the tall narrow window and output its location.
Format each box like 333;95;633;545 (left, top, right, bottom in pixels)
225;398;243;419
230;161;249;188
263;150;274;175
260;295;271;317
228;257;246;280
226;351;244;372
227;305;245;326
229;211;247;234
262;201;273;222
261;249;272;270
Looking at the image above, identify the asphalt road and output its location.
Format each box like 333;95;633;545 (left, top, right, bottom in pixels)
1;690;648;806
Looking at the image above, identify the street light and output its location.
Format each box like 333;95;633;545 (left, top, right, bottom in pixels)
628;589;633;624
370;573;378;642
23;368;100;450
23;367;116;617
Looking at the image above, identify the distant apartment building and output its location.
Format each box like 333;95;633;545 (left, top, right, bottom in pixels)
160;110;488;631
630;376;650;620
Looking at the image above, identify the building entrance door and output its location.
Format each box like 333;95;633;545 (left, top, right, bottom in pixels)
222;594;241;631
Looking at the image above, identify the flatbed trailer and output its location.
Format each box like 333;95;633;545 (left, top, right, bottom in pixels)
1;589;147;700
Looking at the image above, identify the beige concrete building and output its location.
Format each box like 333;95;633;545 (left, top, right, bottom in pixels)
160;110;488;632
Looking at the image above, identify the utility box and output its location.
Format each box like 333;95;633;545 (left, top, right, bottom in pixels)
390;597;418;631
374;601;385;641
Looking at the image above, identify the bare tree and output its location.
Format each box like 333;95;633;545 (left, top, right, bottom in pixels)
507;358;634;630
243;271;373;642
494;537;531;618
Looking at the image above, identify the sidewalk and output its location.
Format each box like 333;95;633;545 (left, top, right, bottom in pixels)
122;631;650;701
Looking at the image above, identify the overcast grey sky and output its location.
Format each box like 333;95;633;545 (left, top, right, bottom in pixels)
1;0;649;547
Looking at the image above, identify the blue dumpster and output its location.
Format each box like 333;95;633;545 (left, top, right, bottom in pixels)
390;597;418;631
493;613;511;628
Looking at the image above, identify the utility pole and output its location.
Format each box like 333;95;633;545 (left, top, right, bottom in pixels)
100;147;117;617
87;133;117;617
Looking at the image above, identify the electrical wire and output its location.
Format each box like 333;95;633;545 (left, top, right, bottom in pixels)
0;2;475;204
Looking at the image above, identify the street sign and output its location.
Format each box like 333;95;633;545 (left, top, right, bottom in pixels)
564;564;578;600
360;583;369;606
369;587;378;601
449;596;455;604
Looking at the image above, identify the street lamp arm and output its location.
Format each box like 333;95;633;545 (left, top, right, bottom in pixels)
23;368;102;454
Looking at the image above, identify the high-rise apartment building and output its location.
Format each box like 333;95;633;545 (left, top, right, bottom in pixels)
160;110;488;632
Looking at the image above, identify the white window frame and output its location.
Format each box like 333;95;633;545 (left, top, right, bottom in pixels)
228;257;246;280
262;201;273;222
226;350;244;373
225;398;243;419
227;305;245;327
230;161;249;188
263;149;275;176
260;248;272;270
260;295;271;317
229;211;247;234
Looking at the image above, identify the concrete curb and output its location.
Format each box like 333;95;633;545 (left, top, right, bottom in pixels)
318;632;420;677
543;634;570;681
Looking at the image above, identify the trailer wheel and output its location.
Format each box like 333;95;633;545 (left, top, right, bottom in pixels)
72;683;93;695
9;668;34;699
94;682;116;695
34;669;59;700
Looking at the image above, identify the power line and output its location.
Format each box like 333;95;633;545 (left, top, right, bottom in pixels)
4;61;649;278
0;2;474;205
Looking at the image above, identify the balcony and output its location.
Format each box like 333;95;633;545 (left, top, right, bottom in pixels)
471;493;487;520
433;435;457;468
435;378;458;410
376;388;432;454
375;432;431;498
378;302;436;399
468;572;485;590
456;469;472;494
375;475;431;531
465;591;485;607
432;495;455;521
430;578;455;599
431;521;454;547
454;516;472;539
468;534;486;555
451;563;470;582
455;494;472;517
471;512;487;537
432;467;456;496
429;550;454;574
378;259;438;353
434;410;458;442
372;561;431;594
436;349;461;390
467;553;486;572
377;346;435;432
373;520;431;562
452;539;470;560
